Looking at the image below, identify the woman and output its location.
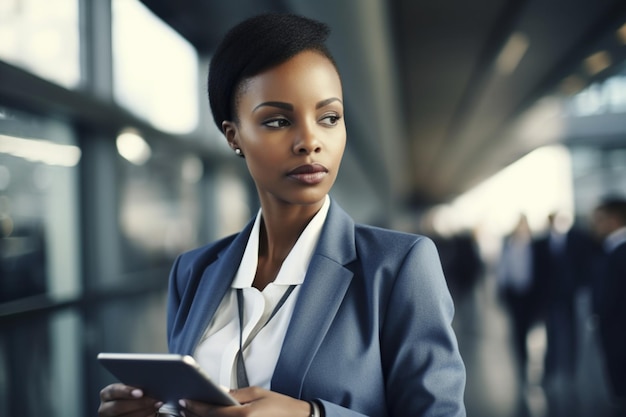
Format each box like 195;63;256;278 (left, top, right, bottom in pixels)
99;13;466;417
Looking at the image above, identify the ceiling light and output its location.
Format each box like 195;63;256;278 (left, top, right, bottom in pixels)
495;32;529;75
116;128;151;165
584;51;611;76
617;22;626;44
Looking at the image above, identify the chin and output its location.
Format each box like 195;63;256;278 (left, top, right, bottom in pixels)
282;189;329;207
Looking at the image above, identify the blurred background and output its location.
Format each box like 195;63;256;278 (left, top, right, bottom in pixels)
1;0;625;416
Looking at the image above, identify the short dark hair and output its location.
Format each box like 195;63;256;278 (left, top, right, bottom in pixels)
208;13;337;130
596;195;626;225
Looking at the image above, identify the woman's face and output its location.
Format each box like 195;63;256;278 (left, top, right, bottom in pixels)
223;50;346;209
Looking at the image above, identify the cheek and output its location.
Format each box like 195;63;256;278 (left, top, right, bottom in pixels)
330;131;347;159
243;140;285;177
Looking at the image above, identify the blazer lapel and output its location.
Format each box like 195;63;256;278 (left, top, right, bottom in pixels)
179;220;255;354
271;200;357;397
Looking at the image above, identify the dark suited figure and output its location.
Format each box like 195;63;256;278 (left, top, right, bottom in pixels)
591;197;626;416
534;211;595;416
497;214;540;384
445;230;484;304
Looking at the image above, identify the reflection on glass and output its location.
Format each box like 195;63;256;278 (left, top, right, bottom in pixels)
118;141;202;273
181;155;203;184
112;0;199;134
215;169;251;238
0;0;80;88
49;310;82;416
0;134;81;167
0;315;52;415
0;309;82;417
0;106;81;302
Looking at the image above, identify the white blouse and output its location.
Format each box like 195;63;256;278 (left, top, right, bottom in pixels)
194;196;330;389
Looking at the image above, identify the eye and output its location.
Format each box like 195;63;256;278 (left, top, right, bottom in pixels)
320;113;342;126
263;117;291;128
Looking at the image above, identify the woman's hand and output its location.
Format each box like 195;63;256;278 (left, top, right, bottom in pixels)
179;386;311;417
98;383;163;417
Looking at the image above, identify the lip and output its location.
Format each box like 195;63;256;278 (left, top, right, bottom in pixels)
287;163;329;185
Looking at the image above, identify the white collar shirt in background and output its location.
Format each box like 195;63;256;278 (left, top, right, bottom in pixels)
195;196;330;389
497;234;533;294
605;226;626;253
549;229;567;254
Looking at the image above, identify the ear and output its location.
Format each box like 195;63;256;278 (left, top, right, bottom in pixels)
222;120;239;151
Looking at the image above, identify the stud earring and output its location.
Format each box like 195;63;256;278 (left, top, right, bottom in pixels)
234;148;243;157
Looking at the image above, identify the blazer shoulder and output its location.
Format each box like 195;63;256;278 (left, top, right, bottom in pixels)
175;233;238;273
354;223;437;256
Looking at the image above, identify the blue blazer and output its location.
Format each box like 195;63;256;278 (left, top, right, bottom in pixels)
167;200;466;417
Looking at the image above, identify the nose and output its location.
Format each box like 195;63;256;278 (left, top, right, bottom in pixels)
292;122;321;155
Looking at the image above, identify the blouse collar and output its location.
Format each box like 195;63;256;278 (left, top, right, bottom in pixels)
231;195;331;288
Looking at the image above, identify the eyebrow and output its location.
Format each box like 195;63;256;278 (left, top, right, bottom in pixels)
316;97;343;109
253;97;343;112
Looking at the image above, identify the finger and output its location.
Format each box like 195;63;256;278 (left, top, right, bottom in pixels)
100;383;145;401
98;384;162;417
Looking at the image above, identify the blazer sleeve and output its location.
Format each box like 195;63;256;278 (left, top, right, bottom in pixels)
378;236;466;417
166;253;183;350
312;236;465;417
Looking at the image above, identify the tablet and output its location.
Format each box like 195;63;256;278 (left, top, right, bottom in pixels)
97;352;240;407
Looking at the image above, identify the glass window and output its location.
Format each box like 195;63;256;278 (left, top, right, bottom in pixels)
117;136;204;273
89;291;169;412
214;168;253;238
604;148;626;192
566;62;626;117
0;105;81;302
112;0;199;134
0;309;83;417
570;146;626;216
0;0;80;88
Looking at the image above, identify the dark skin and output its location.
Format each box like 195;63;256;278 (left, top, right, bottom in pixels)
99;50;346;417
98;384;162;417
255;220;296;291
253;201;326;290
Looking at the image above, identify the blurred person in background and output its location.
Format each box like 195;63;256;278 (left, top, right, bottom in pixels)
496;214;540;387
591;196;626;416
533;210;596;415
98;13;466;417
442;229;484;306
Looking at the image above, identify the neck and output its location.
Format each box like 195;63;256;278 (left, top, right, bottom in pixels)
252;198;324;290
260;203;321;260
